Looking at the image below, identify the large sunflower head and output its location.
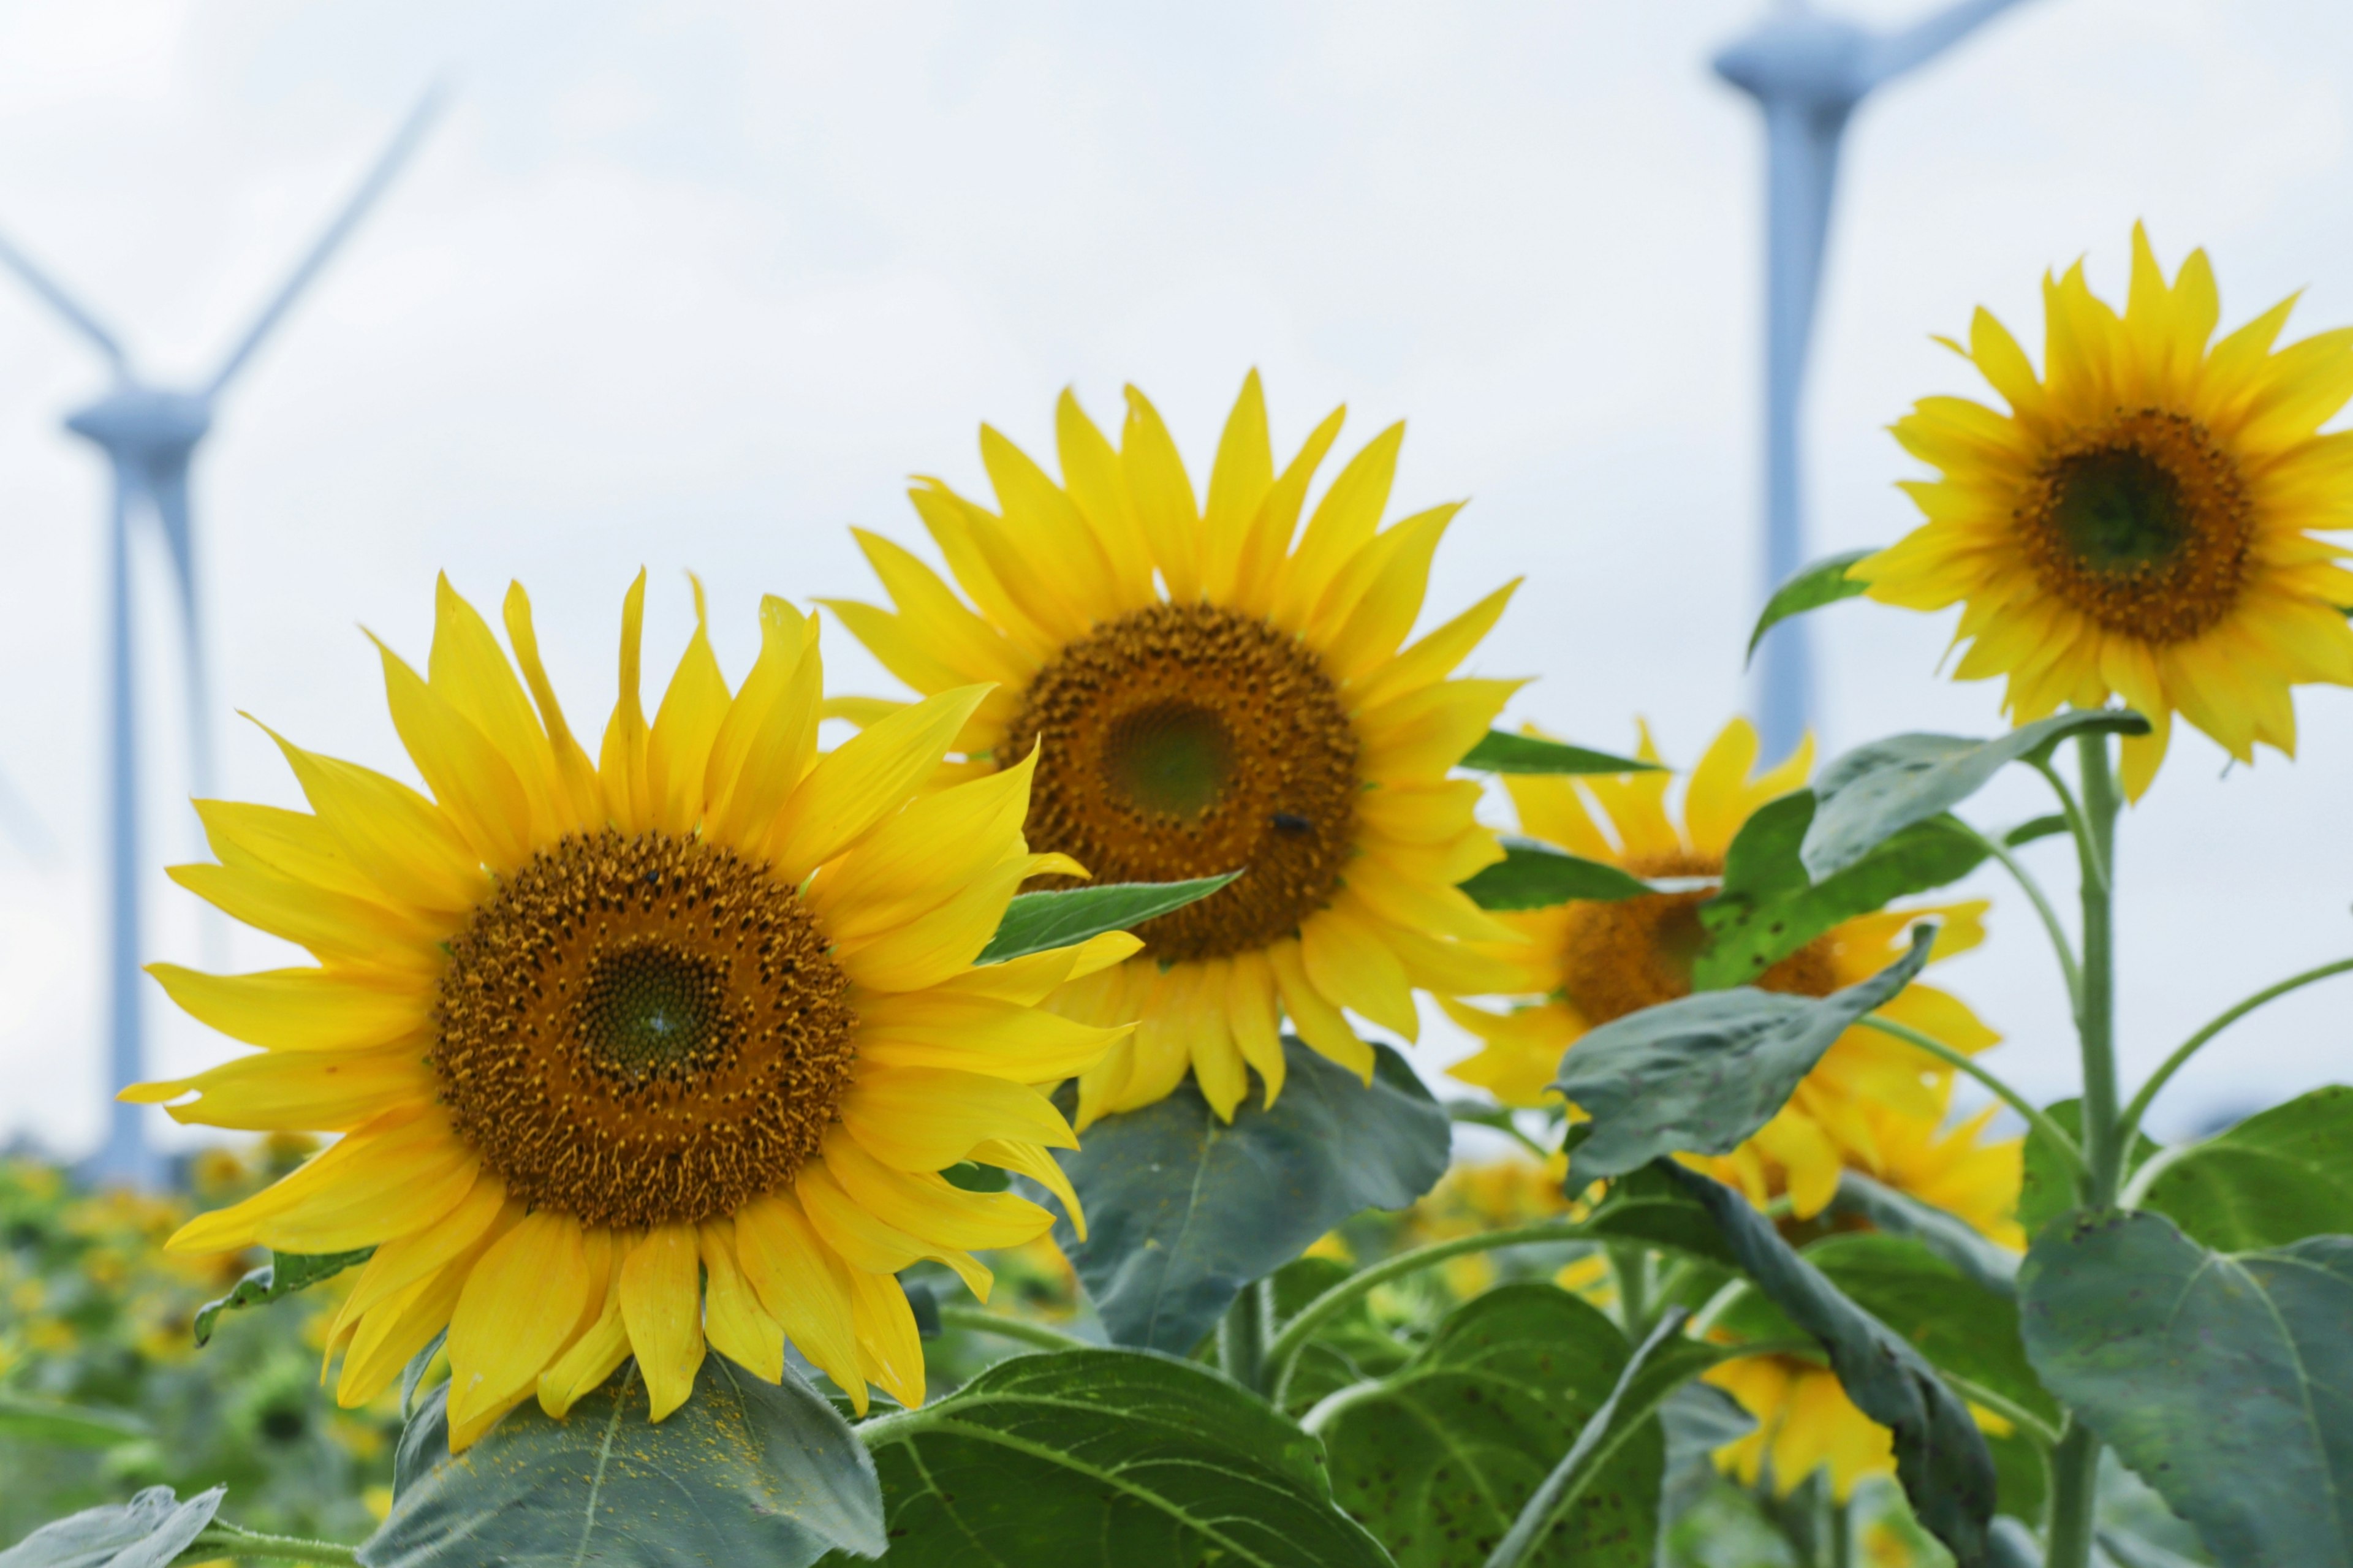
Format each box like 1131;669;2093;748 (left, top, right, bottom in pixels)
132;574;1135;1448
826;373;1528;1127
1440;717;1999;1219
1857;223;2353;798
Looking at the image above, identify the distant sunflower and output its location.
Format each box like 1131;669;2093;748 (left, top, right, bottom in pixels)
132;575;1132;1448
1440;718;1998;1218
1859;224;2353;798
827;373;1524;1126
1705;1078;2023;1500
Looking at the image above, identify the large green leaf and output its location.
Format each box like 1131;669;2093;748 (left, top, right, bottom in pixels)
1695;792;1985;990
1267;1256;1414;1420
1556;927;1936;1191
1041;1037;1449;1353
2019;1209;2353;1567
1311;1284;1694;1567
977;874;1237;963
1460;842;1653;911
192;1247;374;1346
1746;549;1874;664
2134;1085;2353;1251
0;1485;222;1568
363;1355;884;1568
2019;1099;2156;1241
1660;1162;1998;1568
845;1347;1391;1567
1460;731;1661;775
1800;710;2148;880
0;1395;148;1449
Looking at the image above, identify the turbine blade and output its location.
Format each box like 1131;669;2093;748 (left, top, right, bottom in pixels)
0;228;129;374
203;81;449;401
1861;0;2033;85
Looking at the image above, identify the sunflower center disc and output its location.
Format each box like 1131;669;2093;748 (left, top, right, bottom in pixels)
2018;407;2253;643
1008;602;1360;963
1557;852;1836;1025
433;830;855;1229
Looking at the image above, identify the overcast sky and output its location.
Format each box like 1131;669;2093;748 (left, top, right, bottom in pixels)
0;0;2347;1157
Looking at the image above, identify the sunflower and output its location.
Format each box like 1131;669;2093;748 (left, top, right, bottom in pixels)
130;575;1135;1448
826;373;1525;1126
1439;718;1998;1218
1857;224;2353;798
1704;1077;2023;1501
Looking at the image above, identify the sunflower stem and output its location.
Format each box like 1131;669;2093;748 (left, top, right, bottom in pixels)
2045;1420;2103;1568
2115;955;2353;1153
1218;1278;1270;1394
179;1521;360;1565
1853;1015;2083;1182
1608;1244;1650;1335
936;1305;1093;1354
1963;824;2082;1011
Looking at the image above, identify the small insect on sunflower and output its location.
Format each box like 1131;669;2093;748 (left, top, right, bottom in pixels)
827;373;1528;1127
131;575;1135;1448
1859;224;2353;798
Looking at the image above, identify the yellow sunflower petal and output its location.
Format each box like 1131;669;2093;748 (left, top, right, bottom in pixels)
733;1192;866;1410
620;1223;706;1423
699;1219;784;1382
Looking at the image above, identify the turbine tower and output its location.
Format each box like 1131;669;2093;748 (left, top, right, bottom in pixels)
1715;0;2032;761
0;88;445;1186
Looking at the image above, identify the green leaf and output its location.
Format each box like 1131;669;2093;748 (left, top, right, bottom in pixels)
0;1394;148;1449
1803;1232;2053;1431
0;1485;223;1568
1460;730;1662;775
847;1347;1391;1567
2136;1085;2353;1251
1800;710;2150;880
1746;548;1874;664
1461;841;1654;910
2018;1209;2353;1567
1580;1165;1738;1268
1660;1162;1998;1568
1037;1037;1449;1354
976;873;1237;964
363;1355;884;1568
1555;926;1937;1191
1311;1284;1700;1567
2019;1100;2156;1241
2002;814;2069;848
1266;1256;1412;1419
1696;793;1985;989
193;1247;375;1346
1828;1170;2019;1298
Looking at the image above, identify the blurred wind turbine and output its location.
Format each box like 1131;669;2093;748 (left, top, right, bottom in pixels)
1715;0;2033;761
0;87;446;1185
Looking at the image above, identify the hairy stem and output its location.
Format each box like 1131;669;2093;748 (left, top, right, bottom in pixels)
1218;1279;1269;1393
1854;1014;2084;1181
180;1523;360;1566
936;1304;1091;1354
2115;955;2353;1152
1965;824;2083;1009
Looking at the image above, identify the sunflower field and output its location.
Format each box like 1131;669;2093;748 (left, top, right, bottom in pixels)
9;226;2352;1568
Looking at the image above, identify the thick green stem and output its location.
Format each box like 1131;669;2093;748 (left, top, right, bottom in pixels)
1854;1015;2084;1183
1828;1489;1853;1568
2045;1422;2102;1568
2073;731;2124;1209
180;1523;359;1565
1609;1246;1650;1335
2115;955;2353;1152
937;1304;1091;1354
1218;1279;1268;1393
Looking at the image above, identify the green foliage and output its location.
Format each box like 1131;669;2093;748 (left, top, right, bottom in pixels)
368;1356;882;1568
1696;793;1985;989
976;873;1237;963
2135;1085;2353;1250
1746;549;1874;664
1041;1037;1450;1353
1460;731;1661;775
1827;1172;2019;1297
845;1348;1391;1566
1555;928;1936;1191
2020;1209;2353;1567
0;1395;147;1450
1460;842;1653;910
0;1483;222;1568
1800;710;2149;879
1660;1163;1998;1568
193;1249;375;1347
2018;1100;2157;1241
1313;1284;1684;1567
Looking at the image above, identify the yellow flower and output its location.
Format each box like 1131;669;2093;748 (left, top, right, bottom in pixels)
1859;224;2353;798
1440;718;1999;1219
829;373;1525;1126
134;574;1135;1448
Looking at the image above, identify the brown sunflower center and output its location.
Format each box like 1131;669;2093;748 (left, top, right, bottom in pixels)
2017;408;2253;643
432;829;855;1229
1557;851;1836;1025
1007;602;1360;963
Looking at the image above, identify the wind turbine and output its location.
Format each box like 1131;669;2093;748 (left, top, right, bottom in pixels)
1715;0;2033;762
0;88;446;1186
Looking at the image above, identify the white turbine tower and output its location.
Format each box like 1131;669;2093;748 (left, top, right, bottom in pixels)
0;88;445;1185
1716;0;2033;762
